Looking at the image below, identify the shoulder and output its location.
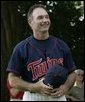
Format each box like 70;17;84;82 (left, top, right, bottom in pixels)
50;35;70;51
13;36;31;51
12;36;32;57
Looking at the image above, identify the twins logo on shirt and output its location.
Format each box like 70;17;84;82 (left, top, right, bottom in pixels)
27;57;63;80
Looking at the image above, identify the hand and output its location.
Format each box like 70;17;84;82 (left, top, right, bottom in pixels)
30;78;53;95
51;85;68;97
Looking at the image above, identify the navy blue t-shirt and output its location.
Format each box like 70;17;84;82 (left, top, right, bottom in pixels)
6;35;76;83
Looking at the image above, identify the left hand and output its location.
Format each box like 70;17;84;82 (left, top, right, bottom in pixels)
51;85;68;98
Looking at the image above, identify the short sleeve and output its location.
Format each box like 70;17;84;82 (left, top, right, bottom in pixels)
63;47;76;72
6;45;25;75
56;38;76;72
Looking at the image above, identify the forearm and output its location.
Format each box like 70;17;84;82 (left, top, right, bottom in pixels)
8;73;34;92
51;72;76;97
64;72;76;91
8;73;53;95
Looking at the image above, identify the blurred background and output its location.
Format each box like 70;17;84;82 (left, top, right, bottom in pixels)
1;1;84;101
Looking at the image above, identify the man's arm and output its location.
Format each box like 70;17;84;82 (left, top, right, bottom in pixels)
63;71;76;91
51;71;76;97
8;73;34;92
8;72;53;94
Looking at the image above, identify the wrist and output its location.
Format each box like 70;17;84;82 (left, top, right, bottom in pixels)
27;83;35;92
28;83;40;93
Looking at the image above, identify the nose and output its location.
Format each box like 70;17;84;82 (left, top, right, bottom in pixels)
42;17;50;24
43;15;49;21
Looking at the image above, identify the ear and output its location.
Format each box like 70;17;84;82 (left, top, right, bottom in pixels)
28;19;32;27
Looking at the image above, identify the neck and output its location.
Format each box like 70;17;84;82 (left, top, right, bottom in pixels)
33;31;49;40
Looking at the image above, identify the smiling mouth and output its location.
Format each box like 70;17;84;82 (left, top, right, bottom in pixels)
42;24;48;27
40;22;50;26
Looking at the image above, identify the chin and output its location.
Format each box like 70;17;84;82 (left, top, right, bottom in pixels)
40;28;49;32
40;30;49;33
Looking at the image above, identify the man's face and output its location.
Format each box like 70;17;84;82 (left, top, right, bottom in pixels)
29;8;51;32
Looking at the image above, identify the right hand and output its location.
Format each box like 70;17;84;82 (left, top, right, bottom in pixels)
30;78;53;95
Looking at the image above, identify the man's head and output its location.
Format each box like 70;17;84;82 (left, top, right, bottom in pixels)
27;4;51;32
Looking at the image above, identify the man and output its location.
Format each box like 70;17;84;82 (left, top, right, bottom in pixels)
7;4;76;101
66;69;84;101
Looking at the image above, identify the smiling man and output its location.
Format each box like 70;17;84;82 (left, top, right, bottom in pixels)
6;4;76;101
